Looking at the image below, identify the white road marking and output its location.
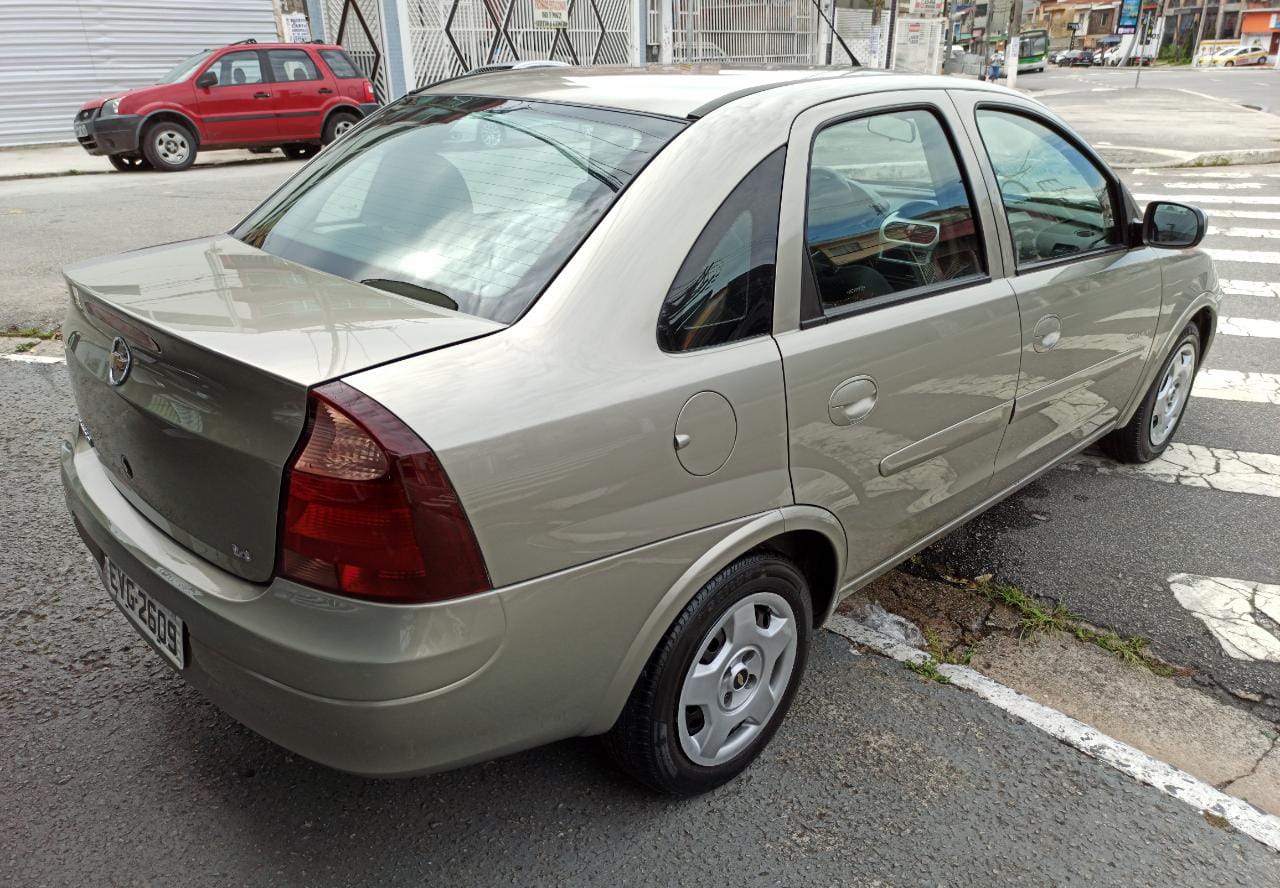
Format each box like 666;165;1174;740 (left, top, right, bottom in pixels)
1217;316;1280;338
1165;182;1262;190
1209;226;1280;240
825;614;1280;852
1134;169;1255;178
0;352;64;364
1209;209;1280;221
1168;574;1280;663
1194;369;1280;405
1134;194;1280;206
1206;248;1280;265
1221;279;1279;298
1059;442;1280;499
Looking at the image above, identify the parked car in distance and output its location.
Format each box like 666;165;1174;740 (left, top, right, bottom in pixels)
73;38;379;172
1056;49;1083;66
1210;45;1269;66
60;67;1218;795
1070;49;1098;66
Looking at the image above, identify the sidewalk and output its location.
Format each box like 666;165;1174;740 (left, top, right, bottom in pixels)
1032;87;1280;168
0;142;289;181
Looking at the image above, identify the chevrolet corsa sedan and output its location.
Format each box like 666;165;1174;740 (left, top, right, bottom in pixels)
61;68;1217;795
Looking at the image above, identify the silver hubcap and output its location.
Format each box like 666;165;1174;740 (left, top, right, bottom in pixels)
677;592;798;767
334;119;354;137
154;129;189;165
1150;342;1196;447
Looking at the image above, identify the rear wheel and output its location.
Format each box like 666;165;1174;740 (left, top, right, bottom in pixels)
1101;323;1200;464
281;143;319;161
107;153;149;172
141;121;196;172
604;552;812;795
322;110;359;145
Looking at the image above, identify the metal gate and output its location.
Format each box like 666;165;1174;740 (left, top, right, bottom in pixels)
648;0;819;64
405;0;634;89
324;0;389;100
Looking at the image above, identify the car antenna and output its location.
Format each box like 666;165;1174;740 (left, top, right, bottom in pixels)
807;0;861;67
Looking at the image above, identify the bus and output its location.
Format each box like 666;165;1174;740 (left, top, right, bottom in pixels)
1015;29;1050;73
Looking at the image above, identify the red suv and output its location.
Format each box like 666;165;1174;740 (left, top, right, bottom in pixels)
74;39;379;172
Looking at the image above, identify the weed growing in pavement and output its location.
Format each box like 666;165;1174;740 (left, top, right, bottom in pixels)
905;656;951;685
925;627;974;666
3;325;60;340
13;340;37;353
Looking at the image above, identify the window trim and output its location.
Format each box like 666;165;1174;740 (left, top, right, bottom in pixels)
972;102;1133;275
799;102;993;326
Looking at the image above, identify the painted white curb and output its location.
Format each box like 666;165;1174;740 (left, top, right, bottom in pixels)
825;615;1280;853
1;352;64;364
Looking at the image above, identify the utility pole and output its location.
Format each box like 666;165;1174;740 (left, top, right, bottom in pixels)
1006;0;1025;89
659;0;673;63
1191;0;1210;65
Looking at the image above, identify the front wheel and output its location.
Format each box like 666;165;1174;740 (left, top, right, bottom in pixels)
107;153;149;172
1101;323;1200;463
141;121;196;172
604;552;812;795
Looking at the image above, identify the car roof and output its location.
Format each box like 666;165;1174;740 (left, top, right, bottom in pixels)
413;64;1017;119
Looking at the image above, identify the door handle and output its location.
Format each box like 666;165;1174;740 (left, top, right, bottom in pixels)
253;91;271;99
828;376;878;426
318;87;334;94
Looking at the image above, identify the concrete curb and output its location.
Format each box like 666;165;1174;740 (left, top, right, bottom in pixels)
1104;148;1280;170
0;154;289;183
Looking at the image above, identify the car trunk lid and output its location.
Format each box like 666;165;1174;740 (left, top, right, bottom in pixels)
63;235;503;582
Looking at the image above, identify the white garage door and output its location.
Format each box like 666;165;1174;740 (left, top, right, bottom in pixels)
0;0;279;147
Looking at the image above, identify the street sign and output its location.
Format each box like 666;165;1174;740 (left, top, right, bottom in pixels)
533;0;569;30
1066;22;1080;31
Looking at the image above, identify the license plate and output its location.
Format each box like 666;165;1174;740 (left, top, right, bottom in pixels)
104;558;185;669
75;122;88;138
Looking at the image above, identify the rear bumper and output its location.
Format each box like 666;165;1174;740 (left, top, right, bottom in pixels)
60;426;746;777
75;113;141;156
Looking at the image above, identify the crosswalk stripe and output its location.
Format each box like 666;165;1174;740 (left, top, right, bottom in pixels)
1208;210;1280;221
1217;317;1280;338
1168;574;1280;663
1206;248;1280;264
1193;369;1280;405
1221;279;1279;298
1060;442;1280;499
1163;182;1262;190
1209;226;1280;240
1134;194;1280;206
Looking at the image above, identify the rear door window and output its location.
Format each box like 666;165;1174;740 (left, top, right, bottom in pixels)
268;49;322;83
234;96;685;324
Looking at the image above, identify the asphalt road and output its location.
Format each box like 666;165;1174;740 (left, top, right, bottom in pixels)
1021;64;1280;114
0;364;1274;885
3;140;1280;884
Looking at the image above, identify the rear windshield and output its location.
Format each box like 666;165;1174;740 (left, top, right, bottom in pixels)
233;95;685;324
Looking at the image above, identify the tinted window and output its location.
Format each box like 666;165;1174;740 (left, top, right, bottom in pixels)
234;96;684;324
269;49;321;82
806;109;984;313
975;109;1121;266
320;49;361;79
658;149;784;352
211;51;263;87
160;50;213;84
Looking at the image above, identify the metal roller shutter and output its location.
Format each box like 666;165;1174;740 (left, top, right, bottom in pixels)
0;0;279;147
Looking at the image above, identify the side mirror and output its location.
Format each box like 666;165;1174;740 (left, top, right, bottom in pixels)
1144;201;1206;249
196;71;217;89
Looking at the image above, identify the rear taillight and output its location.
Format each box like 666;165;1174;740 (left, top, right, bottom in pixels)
278;381;490;604
362;80;375;103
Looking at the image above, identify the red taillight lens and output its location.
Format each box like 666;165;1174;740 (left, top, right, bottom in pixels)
278;381;491;604
362;80;375;103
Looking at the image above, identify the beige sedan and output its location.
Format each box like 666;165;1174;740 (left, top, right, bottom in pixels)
60;67;1218;795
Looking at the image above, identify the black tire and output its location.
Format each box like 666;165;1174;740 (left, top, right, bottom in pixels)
282;143;319;160
322;110;360;145
140;120;196;172
1101;323;1201;464
107;153;149;172
603;552;812;796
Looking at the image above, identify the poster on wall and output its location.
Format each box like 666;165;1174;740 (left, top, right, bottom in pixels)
533;0;570;29
280;12;312;43
1117;0;1141;34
